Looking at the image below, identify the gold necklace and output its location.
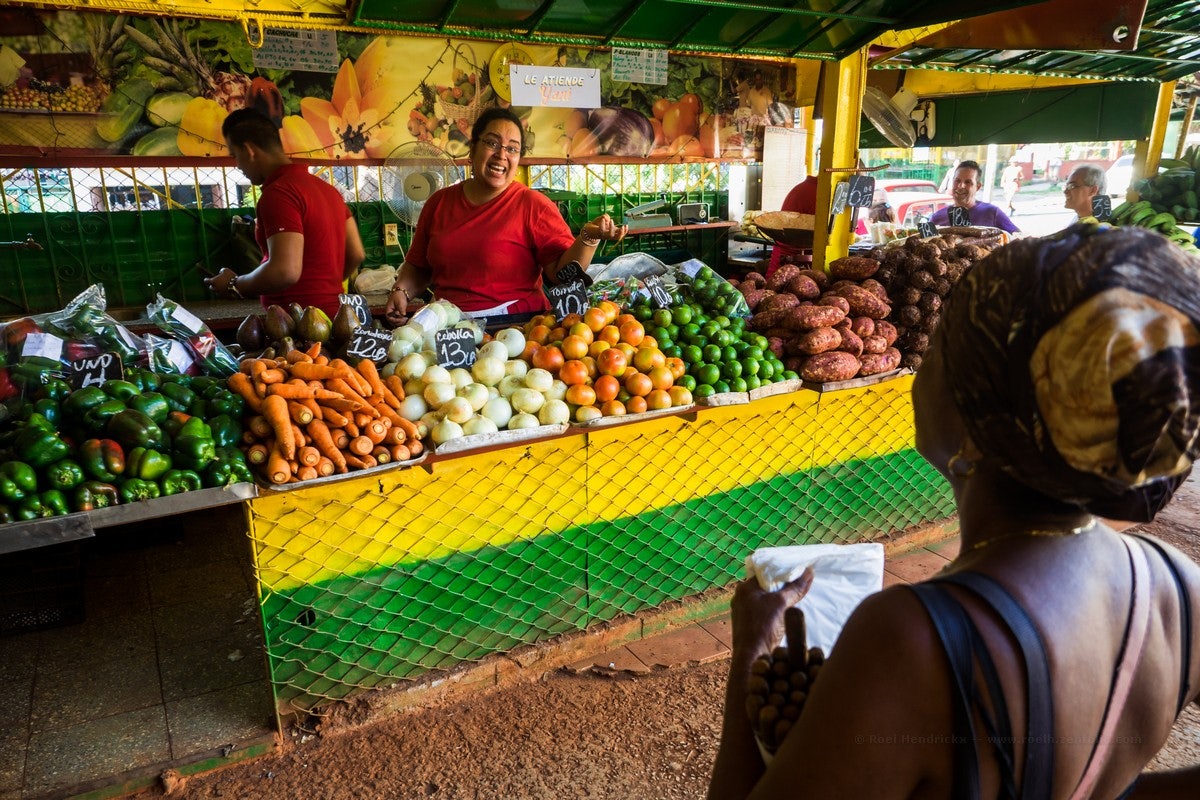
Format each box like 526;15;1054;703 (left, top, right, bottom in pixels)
959;518;1099;557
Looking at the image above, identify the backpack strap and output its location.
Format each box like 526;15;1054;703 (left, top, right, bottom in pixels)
1127;533;1193;715
1067;535;1153;800
907;582;984;800
940;571;1055;800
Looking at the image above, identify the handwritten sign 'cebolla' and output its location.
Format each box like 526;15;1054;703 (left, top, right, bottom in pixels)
510;66;601;109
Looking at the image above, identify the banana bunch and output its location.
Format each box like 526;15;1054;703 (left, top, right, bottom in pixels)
1131;145;1200;222
1111;199;1200;255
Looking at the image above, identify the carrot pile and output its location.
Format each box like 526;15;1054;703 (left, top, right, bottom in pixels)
228;344;423;485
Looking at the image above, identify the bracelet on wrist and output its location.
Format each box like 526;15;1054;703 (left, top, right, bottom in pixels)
392;285;412;301
228;275;243;299
580;233;601;247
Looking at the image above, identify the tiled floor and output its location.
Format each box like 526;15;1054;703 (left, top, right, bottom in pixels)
566;534;961;675
0;505;275;800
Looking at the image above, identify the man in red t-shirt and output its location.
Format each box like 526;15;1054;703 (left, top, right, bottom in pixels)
205;109;365;318
765;175;817;280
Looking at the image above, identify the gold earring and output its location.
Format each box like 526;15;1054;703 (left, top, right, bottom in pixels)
947;446;977;478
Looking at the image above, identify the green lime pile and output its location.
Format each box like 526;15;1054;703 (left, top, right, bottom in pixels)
629;302;797;399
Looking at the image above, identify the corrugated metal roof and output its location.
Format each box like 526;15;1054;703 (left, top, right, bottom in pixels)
874;0;1200;82
349;0;1045;60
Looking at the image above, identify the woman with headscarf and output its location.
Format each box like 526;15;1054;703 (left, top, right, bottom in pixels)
709;224;1200;799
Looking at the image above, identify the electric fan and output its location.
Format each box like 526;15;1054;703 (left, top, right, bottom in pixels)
381;140;466;245
861;87;937;148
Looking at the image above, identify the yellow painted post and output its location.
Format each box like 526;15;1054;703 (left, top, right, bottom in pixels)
799;106;817;173
1135;80;1176;193
812;48;867;272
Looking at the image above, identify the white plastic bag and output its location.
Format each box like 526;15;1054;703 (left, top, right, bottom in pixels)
745;542;884;654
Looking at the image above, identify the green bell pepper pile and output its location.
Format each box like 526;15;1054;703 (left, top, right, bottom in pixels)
1;370;253;523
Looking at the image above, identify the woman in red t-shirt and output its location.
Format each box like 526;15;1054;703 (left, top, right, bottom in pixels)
385;108;627;321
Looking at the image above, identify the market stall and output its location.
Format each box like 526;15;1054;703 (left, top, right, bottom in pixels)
2;0;1198;795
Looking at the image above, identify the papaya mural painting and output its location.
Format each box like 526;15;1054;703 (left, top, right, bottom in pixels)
0;8;796;164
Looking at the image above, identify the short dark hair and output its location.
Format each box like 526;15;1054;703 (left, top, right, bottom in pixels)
222;108;283;152
956;160;983;183
470;107;525;155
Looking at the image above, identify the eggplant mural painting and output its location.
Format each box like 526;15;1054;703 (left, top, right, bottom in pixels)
0;9;795;163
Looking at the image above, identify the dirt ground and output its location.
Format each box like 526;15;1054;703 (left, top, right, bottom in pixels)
140;483;1200;800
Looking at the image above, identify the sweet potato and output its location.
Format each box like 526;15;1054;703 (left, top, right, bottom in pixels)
743;271;767;289
834;284;891;319
874;319;898;346
828;256;879;281
797;268;828;289
859;347;902;376
816;294;850;314
742;289;769;312
785;304;846;331
861;279;889;304
785;275;821;300
861;335;889;355
800;351;861;383
766;264;802;292
849;317;875;338
759;293;801;313
837;327;864;358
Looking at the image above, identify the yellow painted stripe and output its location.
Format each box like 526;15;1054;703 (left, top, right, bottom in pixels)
247;376;918;592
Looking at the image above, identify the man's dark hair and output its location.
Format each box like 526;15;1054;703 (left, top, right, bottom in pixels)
470;106;526;155
222;108;283;151
956;160;983;183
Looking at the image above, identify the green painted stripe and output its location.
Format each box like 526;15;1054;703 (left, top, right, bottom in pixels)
262;448;952;706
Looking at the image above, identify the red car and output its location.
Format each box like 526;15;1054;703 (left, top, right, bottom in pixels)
854;179;954;235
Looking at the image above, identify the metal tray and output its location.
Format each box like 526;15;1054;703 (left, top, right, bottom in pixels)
432;423;569;455
801;368;910;393
570;405;691;428
257;454;428;492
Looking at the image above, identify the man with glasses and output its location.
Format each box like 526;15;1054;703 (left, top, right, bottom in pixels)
1062;164;1107;222
929;160;1020;233
386;107;627;321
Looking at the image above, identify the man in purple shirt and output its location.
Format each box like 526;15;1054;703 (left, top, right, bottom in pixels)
930;160;1020;233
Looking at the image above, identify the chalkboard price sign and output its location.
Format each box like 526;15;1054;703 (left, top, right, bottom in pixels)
847;175;876;208
917;220;938;238
642;274;672;309
69;351;123;389
555;260;588;286
1091;194;1112;222
948;206;970;227
546;279;588;319
338;293;373;327
435;327;477;369
345;329;391;365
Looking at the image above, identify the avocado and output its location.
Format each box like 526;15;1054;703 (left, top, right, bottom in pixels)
331;304;360;346
236;313;265;352
298;306;332;344
263;305;295;343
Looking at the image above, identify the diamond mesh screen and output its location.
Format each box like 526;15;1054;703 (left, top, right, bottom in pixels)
246;375;954;712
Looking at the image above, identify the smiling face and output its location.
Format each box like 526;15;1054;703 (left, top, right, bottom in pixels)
469;118;523;199
1063;169;1099;217
951;166;981;208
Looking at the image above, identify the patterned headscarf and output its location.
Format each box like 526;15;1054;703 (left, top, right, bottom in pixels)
937;223;1200;522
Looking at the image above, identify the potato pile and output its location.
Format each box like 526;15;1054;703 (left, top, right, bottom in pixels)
869;228;1008;370
747;607;824;757
735;258;900;384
